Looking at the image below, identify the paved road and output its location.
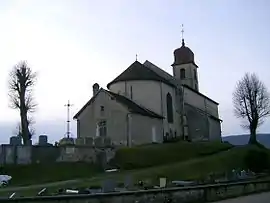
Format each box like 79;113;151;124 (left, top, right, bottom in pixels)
215;192;270;203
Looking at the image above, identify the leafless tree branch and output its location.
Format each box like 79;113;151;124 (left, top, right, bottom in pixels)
233;73;270;144
8;61;37;145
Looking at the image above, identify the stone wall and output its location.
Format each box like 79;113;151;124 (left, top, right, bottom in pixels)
3;180;270;202
0;144;115;166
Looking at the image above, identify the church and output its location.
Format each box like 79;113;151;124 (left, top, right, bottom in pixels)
73;38;222;146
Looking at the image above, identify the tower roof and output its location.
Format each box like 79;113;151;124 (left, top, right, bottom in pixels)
172;39;198;67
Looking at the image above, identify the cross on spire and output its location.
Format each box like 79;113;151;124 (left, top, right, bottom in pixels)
64;100;74;138
181;24;185;46
136;54;138;61
181;24;184;40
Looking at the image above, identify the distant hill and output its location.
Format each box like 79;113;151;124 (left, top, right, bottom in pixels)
222;134;270;148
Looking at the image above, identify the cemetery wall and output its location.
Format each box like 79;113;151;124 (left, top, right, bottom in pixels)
5;180;270;203
0;144;115;166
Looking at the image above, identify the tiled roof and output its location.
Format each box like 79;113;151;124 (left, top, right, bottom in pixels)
107;61;175;89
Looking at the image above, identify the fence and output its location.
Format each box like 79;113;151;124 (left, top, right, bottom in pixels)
1;179;270;203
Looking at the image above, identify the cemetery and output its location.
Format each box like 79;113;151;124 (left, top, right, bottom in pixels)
0;135;115;165
0;137;269;201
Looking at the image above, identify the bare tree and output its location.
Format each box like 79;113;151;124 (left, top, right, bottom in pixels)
8;61;37;145
233;73;270;144
12;119;36;140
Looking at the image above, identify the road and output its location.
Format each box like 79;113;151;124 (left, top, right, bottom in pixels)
215;192;270;203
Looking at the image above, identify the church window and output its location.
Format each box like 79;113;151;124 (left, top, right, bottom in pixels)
166;93;174;123
100;105;105;116
180;68;185;79
98;120;107;136
194;69;197;81
100;106;104;111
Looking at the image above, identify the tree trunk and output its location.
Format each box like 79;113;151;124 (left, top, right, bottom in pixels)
20;105;31;145
249;127;257;145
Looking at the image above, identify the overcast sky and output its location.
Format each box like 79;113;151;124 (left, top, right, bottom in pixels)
0;0;269;143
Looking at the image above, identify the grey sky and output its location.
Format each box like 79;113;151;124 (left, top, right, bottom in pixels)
0;0;269;143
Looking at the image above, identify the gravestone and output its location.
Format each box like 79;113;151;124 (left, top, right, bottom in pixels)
102;179;116;193
38;135;48;146
159;177;167;188
10;136;22;146
124;175;134;189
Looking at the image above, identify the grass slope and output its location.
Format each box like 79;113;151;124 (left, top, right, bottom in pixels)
110;141;233;169
0;163;100;186
0;145;264;197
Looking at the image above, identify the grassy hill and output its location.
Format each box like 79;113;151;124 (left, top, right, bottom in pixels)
110;141;233;169
0;141;269;197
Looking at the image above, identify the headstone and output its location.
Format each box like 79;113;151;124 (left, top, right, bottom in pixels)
38;135;48;146
102;179;116;193
124;175;134;189
10;136;22;146
159;177;167;188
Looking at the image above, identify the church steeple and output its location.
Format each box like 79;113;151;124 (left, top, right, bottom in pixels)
182;39;185;47
172;26;199;91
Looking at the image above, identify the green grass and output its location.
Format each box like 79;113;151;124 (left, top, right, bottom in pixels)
0;141;264;198
0;162;100;186
110;141;233;169
0;144;258;198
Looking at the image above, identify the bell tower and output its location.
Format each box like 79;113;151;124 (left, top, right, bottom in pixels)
172;26;199;91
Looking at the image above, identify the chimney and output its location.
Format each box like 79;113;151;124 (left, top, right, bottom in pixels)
93;83;100;96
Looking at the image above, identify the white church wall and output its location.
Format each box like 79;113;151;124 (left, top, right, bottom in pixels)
205;100;219;118
109;80;181;138
130;114;163;145
76;90;128;144
109;80;162;115
183;87;219;118
109;82;126;96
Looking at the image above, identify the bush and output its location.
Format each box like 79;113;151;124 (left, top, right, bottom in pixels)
244;149;270;173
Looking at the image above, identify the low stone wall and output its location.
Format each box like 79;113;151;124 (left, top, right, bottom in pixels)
0;145;115;166
3;180;270;203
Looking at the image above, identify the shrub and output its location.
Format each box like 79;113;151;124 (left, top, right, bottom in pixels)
244;149;270;173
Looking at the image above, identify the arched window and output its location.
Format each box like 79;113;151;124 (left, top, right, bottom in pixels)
166;93;173;123
193;69;197;81
180;68;185;79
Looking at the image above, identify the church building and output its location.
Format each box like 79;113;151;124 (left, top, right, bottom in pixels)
73;38;222;146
